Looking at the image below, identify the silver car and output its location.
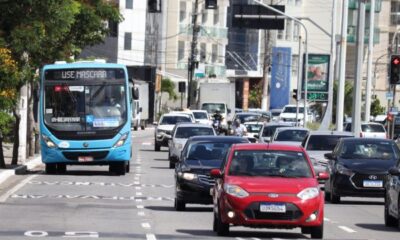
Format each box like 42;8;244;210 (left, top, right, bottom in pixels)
168;123;216;169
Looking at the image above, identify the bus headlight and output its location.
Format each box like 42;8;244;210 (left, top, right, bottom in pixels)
114;132;129;148
42;134;57;148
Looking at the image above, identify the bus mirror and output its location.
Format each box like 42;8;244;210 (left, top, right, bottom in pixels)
132;87;139;100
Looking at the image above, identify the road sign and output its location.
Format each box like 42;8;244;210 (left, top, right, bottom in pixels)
386;92;393;100
301;92;328;101
232;4;285;30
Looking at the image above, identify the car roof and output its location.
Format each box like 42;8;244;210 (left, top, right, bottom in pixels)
263;122;294;127
340;138;393;143
161;113;191;117
187;136;249;143
307;130;354;136
275;127;309;132
244;121;264;125
231;143;304;152
235;112;261;115
191;110;208;113
175;123;213;128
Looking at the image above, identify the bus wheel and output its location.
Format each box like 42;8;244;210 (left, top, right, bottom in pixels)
45;163;57;174
57;164;67;174
126;161;130;173
109;162;126;176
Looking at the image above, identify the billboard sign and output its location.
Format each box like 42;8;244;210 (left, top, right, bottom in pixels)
302;54;330;101
269;47;291;110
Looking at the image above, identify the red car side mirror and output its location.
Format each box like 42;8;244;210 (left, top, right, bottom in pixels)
210;169;222;178
317;172;329;180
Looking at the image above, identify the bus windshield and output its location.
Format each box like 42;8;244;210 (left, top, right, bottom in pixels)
43;68;127;132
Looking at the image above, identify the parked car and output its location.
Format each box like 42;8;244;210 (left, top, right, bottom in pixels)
324;138;399;203
344;122;387;138
174;136;249;211
271;127;309;146
211;143;327;238
191;110;211;125
154;113;192;151
256;122;293;143
302;131;354;178
384;159;400;228
168;123;216;168
243;121;263;143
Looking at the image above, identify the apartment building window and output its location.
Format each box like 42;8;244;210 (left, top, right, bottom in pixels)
200;43;207;63
287;0;294;5
213;9;219;25
180;1;186;22
293;23;300;41
124;32;132;50
277;29;284;40
391;1;400;12
212;44;218;63
126;0;133;9
292;55;299;77
178;41;185;61
295;0;302;6
202;9;208;24
108;20;118;37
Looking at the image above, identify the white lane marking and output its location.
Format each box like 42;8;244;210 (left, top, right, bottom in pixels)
142;142;152;146
135;199;143;202
146;234;156;240
141;223;151;229
135;186;142;190
0;175;36;202
138;211;145;216
137;205;144;209
324;217;331;222
136;192;143;196
252;238;261;240
134;181;140;185
338;226;357;233
0;170;14;185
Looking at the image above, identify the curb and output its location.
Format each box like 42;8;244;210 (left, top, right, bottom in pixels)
0;155;42;185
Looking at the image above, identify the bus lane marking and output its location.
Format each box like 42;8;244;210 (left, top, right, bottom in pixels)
0;175;37;202
338;226;357;233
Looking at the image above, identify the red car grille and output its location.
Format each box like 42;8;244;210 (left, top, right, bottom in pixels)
244;202;303;220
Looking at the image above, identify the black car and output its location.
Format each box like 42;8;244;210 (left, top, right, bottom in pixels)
324;138;399;203
384;159;400;228
173;136;249;211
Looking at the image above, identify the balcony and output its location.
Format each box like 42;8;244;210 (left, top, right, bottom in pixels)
348;0;382;12
347;25;380;44
179;24;228;39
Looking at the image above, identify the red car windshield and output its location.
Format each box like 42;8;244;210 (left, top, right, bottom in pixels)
228;150;313;178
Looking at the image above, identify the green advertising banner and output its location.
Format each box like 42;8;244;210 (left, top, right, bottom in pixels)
302;54;330;101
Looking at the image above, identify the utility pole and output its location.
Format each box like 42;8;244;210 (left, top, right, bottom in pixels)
319;0;338;130
187;0;200;108
365;0;375;122
337;0;349;131
352;0;366;137
261;0;274;111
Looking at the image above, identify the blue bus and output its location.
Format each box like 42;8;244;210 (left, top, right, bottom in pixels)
39;61;132;175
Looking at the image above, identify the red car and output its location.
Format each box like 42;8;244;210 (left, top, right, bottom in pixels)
210;143;328;238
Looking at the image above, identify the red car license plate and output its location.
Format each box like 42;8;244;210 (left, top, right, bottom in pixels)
260;203;286;213
78;156;94;162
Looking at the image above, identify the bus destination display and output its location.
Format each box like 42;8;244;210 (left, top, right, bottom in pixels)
45;68;124;81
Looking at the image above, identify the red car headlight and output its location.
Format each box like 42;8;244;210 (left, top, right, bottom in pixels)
224;184;249;198
297;187;319;200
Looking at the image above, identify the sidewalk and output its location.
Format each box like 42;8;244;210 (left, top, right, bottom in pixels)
0;142;42;185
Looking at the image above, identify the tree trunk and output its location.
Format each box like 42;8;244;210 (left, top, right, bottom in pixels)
0;132;5;168
11;108;20;165
27;83;35;157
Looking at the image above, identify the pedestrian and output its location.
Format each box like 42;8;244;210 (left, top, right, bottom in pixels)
232;119;247;137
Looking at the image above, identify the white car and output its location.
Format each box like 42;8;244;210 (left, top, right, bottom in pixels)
170;111;196;123
344;122;387;138
279;104;314;125
154;113;192;151
243;121;263;143
271;127;309;146
168;123;216;168
191;110;211;125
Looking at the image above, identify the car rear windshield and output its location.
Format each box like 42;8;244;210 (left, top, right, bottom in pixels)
262;125;283;137
175;127;214;138
193;112;208;119
275;130;308;142
160;116;191;125
245;124;263;133
186;142;233;161
228;150;312;178
338;141;398;160
361;124;385;133
307;135;352;151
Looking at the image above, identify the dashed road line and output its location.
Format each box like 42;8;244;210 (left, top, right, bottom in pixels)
141;223;151;229
142;142;152;146
138;211;145;216
146;234;156;240
137;205;144;209
338;226;357;233
324;217;331;222
136;192;143;196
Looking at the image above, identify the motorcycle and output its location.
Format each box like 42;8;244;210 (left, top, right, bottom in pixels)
212;119;222;135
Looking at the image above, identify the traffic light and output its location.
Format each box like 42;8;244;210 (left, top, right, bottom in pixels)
390;54;400;84
205;0;217;9
147;0;161;13
292;89;298;100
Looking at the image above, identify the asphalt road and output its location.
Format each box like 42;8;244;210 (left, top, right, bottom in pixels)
0;128;399;239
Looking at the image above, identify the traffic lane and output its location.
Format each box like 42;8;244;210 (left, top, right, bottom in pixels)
324;197;400;240
138;138;316;239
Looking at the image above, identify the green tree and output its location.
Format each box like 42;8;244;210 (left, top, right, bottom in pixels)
158;78;178;113
0;0;122;164
370;98;385;117
332;81;353;123
248;82;262;108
